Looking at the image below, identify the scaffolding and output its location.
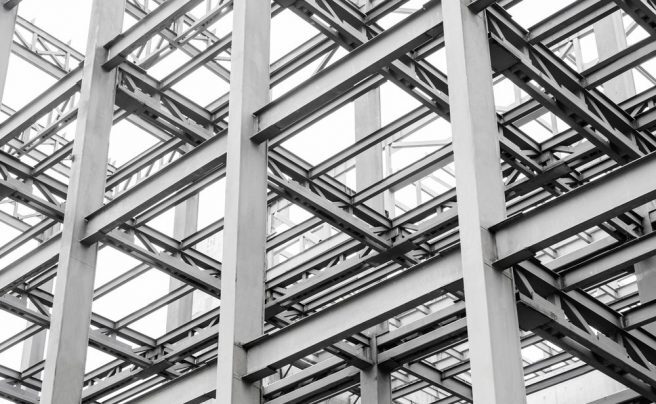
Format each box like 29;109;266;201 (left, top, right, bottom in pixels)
0;0;656;403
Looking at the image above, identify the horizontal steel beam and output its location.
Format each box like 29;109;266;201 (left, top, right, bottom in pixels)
244;250;462;380
82;134;227;244
125;363;216;403
493;152;656;267
0;233;60;294
561;231;656;290
0;66;82;146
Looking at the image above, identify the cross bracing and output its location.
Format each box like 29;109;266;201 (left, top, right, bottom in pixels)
0;0;656;403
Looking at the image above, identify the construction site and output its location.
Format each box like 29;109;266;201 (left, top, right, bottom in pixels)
1;0;656;402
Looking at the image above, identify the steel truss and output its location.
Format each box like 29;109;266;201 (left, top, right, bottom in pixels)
0;0;655;402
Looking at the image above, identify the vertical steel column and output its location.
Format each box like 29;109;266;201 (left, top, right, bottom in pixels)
21;227;58;380
215;0;271;402
593;13;635;102
20;284;54;379
166;195;199;331
355;89;384;213
40;1;125;402
360;361;392;404
355;89;392;403
0;0;18;104
1;1;48;380
443;1;526;403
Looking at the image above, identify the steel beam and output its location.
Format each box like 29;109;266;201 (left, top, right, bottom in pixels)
494;152;656;267
126;363;216;403
82;134;226;244
244;251;462;381
251;1;444;143
561;231;656;291
0;233;59;294
528;0;617;46
403;362;472;402
0;67;82;146
103;0;204;69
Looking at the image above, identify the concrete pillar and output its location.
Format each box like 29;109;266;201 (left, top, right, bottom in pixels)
443;1;526;403
166;194;199;331
40;1;125;402
0;1;18;104
215;0;271;402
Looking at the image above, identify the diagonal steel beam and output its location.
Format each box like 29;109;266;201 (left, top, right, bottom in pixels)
0;67;82;146
82;134;226;244
251;1;444;143
103;0;205;69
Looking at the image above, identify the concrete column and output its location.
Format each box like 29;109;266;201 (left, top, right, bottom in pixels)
215;0;271;402
443;1;526;403
40;1;125;402
166;194;199;331
0;1;18;104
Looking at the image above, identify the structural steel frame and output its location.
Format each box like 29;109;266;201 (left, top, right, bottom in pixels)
0;0;655;402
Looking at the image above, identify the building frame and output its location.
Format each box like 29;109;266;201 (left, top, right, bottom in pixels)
0;0;656;403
